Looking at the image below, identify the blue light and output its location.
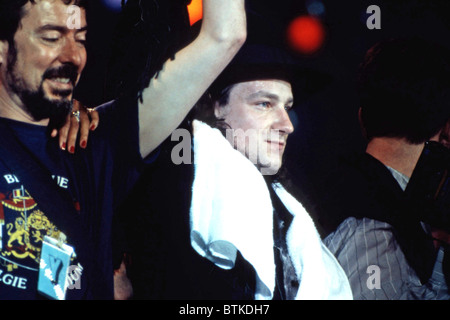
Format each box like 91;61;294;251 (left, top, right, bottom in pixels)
306;0;325;17
100;0;124;12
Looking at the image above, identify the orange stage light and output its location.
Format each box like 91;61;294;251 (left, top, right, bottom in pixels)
187;0;203;26
287;15;325;55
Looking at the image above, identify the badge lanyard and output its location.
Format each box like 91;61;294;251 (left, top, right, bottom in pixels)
38;236;76;300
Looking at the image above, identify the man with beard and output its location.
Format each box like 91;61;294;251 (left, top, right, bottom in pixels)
0;0;246;299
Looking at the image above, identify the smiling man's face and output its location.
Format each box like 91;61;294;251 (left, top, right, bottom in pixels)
215;79;294;174
1;0;87;125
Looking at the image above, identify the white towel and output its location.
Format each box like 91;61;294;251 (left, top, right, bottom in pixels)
190;120;352;300
273;184;353;300
190;120;275;299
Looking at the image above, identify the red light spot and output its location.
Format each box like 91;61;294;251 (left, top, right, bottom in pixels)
187;0;203;26
287;15;325;55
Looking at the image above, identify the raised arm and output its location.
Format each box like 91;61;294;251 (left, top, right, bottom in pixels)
138;0;246;158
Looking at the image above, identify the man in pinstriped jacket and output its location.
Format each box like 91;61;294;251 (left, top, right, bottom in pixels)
321;38;450;299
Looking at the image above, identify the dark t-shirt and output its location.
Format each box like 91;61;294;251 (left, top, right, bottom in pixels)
0;97;144;299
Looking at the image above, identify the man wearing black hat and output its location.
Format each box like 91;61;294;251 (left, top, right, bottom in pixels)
119;17;352;300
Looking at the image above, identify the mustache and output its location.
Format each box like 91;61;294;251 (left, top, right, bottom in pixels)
42;64;79;84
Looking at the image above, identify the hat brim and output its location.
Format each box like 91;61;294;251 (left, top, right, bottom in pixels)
208;44;333;100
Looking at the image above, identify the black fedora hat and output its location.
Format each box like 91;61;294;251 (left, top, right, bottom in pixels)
191;11;333;100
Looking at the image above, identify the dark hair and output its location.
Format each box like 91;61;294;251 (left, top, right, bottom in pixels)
0;0;87;43
190;84;236;135
358;37;450;144
105;0;191;101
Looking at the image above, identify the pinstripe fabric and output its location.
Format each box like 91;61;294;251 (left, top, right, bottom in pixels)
324;166;450;300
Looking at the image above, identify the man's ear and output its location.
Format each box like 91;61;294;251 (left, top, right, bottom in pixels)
214;101;229;120
0;40;8;66
439;119;450;148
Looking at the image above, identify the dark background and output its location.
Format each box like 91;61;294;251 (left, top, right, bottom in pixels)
75;0;450;210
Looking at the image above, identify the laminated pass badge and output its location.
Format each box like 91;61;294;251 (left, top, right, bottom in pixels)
38;236;75;300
